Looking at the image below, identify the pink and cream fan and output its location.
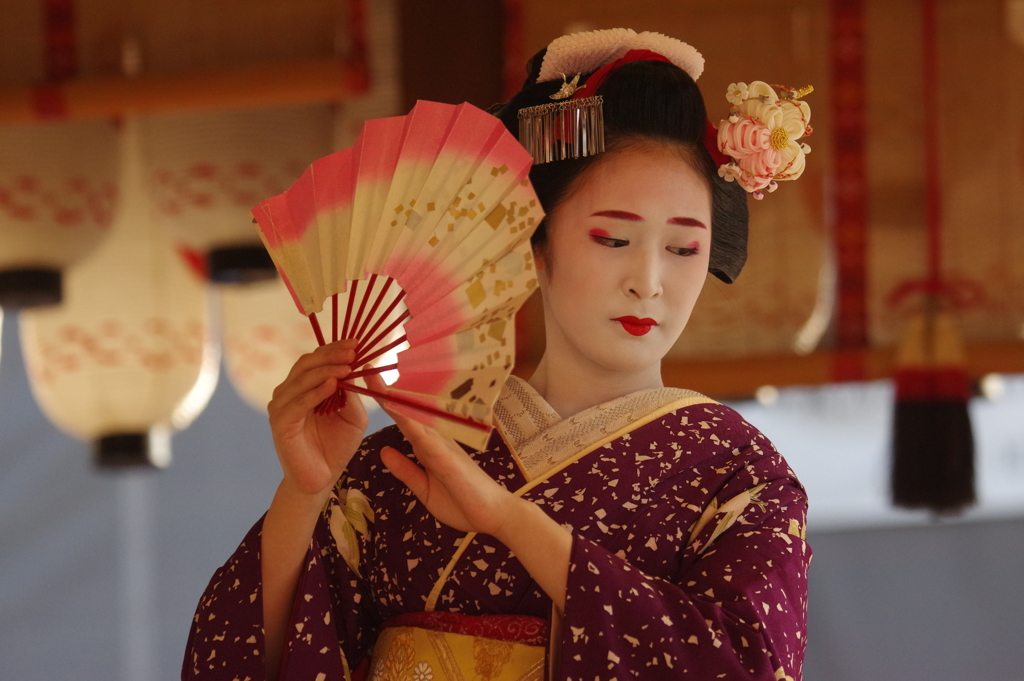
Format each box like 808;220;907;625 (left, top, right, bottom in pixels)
252;101;543;449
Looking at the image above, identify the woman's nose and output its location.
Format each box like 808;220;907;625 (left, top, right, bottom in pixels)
624;248;662;299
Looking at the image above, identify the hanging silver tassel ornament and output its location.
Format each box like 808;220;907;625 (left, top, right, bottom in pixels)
517;96;605;165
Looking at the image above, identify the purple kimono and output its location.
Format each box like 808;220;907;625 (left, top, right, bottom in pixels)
183;382;810;680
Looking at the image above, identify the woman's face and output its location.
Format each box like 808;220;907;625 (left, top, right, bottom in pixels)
537;145;712;376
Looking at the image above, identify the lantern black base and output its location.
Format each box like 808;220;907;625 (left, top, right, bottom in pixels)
93;429;172;469
0;268;62;308
208;246;277;284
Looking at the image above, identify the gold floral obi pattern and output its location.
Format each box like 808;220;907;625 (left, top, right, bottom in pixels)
367;612;547;681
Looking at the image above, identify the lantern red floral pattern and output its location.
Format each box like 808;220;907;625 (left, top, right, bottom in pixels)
220;278;312;412
140;105;335;283
0;120;119;307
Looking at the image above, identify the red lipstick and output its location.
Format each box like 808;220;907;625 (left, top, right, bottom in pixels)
612;316;657;336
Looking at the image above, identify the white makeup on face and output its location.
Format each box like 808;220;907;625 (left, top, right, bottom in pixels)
536;145;712;381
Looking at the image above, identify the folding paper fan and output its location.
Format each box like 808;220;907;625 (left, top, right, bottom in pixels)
252;100;543;449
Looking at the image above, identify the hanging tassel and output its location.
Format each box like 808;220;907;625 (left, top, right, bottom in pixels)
890;0;976;514
517;96;605;164
891;304;975;512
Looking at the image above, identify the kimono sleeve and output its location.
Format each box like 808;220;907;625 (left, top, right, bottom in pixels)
558;465;810;681
181;478;380;681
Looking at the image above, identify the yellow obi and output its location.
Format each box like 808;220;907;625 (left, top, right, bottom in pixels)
367;612;547;681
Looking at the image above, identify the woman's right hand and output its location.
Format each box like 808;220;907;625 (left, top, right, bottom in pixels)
267;339;369;497
263;339;368;678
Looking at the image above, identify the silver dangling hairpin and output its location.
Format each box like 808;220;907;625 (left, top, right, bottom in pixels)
517;73;604;165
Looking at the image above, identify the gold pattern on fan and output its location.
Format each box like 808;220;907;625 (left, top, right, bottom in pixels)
425;244;536;428
251;101;545;448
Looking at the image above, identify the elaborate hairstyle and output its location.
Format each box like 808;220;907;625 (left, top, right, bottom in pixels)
492;48;749;284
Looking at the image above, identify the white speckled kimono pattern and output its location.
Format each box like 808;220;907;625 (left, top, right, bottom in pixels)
183;392;810;681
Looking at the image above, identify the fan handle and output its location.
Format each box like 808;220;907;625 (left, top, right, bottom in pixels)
303;278;490;436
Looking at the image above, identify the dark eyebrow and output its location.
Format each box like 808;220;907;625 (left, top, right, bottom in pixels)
668;217;707;229
592;211;707;229
591;210;643;221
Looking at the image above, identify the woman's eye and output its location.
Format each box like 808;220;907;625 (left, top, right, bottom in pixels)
590;235;628;248
667;245;700;256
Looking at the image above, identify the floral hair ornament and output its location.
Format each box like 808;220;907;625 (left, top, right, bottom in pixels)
715;82;814;199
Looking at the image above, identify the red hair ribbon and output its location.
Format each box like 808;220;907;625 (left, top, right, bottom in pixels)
703;118;730;167
570;49;730;167
570;49;672;100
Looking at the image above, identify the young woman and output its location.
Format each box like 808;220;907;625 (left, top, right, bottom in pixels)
183;29;811;681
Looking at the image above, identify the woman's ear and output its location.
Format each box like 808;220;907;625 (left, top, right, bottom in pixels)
532;245;546;272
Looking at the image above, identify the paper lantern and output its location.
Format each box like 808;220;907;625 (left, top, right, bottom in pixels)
0;120;119;308
220;278;311;412
220;277;388;414
140;105;334;283
19;121;218;468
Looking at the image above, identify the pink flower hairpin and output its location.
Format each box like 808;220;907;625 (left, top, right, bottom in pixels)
716;82;813;199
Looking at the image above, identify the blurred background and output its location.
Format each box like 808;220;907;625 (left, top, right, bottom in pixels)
1;0;1023;678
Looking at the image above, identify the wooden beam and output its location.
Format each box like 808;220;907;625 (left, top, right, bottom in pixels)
514;342;1024;400
663;342;1024;399
0;58;367;124
397;0;504;111
661;348;891;399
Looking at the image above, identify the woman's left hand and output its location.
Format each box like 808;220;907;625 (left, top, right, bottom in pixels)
369;376;522;540
369;375;572;610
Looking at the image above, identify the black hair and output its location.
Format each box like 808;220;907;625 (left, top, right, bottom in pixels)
492;49;748;283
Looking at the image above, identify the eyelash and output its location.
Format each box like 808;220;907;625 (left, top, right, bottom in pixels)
590;234;700;257
590;235;627;248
